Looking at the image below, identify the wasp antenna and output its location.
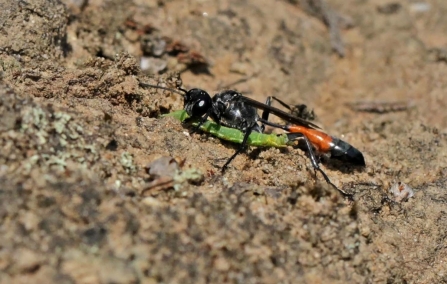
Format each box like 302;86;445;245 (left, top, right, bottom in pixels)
139;82;186;97
178;87;188;94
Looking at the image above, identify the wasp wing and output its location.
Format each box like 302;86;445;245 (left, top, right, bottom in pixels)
237;96;321;129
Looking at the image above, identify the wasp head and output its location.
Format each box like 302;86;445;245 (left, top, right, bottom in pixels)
183;88;213;118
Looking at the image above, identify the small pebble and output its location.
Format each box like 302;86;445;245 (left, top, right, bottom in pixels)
389;182;414;202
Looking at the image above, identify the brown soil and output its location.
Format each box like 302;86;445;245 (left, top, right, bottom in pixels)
1;0;447;283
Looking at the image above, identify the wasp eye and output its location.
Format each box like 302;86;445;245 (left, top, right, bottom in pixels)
192;98;211;116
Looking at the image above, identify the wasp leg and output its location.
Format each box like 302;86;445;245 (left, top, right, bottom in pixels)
260;96;280;130
188;104;223;134
263;96;315;121
285;131;353;199
221;124;257;172
186;113;210;134
260;96;297;129
258;117;351;199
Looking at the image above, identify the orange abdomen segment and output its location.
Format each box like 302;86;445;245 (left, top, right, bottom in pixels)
288;125;333;152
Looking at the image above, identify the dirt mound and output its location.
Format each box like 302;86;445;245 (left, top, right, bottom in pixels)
1;0;447;283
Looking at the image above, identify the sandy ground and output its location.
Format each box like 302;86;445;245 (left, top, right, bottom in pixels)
1;0;447;283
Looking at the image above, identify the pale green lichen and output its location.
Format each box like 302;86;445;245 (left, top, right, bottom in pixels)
15;104;100;175
120;152;137;174
53;112;72;134
173;168;204;195
0;56;22;75
20;107;49;145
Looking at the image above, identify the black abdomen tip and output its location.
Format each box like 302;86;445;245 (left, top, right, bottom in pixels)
346;147;366;166
330;138;366;166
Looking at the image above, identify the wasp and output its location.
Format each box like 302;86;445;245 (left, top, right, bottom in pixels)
141;82;365;197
